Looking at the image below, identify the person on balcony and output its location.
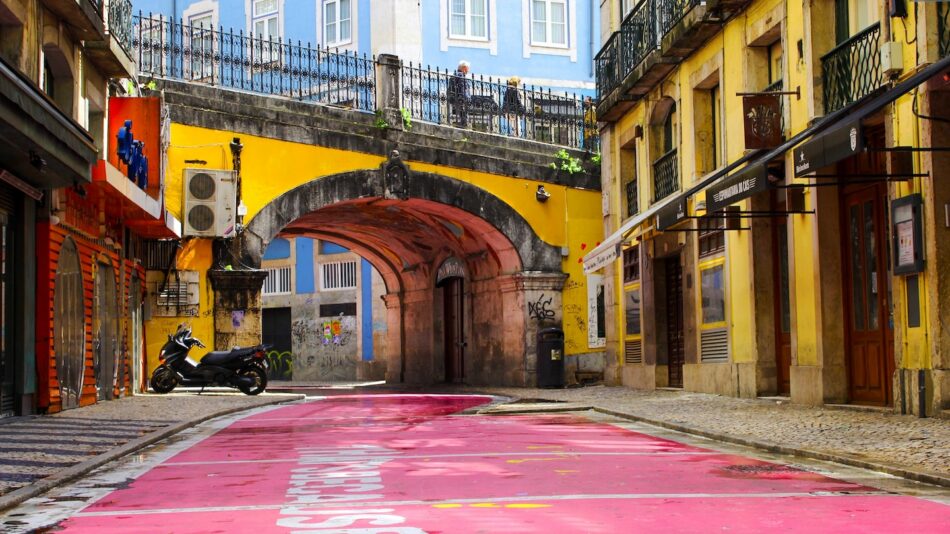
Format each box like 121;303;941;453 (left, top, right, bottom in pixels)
447;60;472;127
503;76;526;136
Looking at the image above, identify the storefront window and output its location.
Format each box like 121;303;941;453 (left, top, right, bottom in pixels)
701;265;725;324
625;287;641;335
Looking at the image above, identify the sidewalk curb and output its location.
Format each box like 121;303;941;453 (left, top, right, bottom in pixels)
592;406;950;489
0;394;306;514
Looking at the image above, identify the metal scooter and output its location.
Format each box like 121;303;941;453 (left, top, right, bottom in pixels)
149;324;271;396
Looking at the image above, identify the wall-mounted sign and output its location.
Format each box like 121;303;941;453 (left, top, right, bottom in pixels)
794;120;864;177
656;195;688;230
436;256;466;285
706;163;769;214
742;95;782;149
892;194;924;275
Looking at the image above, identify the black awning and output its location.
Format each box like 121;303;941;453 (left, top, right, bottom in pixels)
0;56;97;189
707;162;768;213
793;119;863;177
656;194;688;230
686;53;950;211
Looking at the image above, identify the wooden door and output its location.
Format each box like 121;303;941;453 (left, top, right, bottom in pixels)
665;257;684;388
443;278;465;383
772;199;792;395
841;182;893;405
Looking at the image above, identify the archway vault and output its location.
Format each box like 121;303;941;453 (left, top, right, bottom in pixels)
244;166;563;293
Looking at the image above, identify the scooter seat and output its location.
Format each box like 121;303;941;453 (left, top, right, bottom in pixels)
201;347;258;366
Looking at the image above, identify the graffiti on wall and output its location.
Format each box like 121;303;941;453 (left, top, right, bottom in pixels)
321;318;351;346
528;294;555;321
266;350;294;380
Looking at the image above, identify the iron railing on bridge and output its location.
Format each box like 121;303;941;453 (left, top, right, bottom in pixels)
653;148;678;202
132;13;376;111
401;62;599;151
108;0;134;55
821;23;882;114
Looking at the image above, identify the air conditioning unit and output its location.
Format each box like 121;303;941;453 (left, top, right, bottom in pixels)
182;169;236;237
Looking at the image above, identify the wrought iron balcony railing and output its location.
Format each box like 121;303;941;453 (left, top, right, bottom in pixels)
653;148;678;202
625;179;639;218
401;62;599;150
132;14;376;112
595;32;621;99
821;23;882;114
108;0;134;55
940;3;950;58
595;0;698;102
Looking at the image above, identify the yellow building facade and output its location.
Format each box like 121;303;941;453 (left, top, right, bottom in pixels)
589;0;950;415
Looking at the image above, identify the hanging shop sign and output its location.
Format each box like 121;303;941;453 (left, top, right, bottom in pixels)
706;163;769;214
656;195;688;230
892;194;924;275
742;95;783;150
794;120;864;177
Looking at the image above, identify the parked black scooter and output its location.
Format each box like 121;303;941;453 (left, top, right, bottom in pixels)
149;324;271;396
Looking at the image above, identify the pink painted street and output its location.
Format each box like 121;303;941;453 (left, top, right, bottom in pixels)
33;395;950;532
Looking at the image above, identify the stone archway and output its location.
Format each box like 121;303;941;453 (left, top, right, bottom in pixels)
241;157;566;386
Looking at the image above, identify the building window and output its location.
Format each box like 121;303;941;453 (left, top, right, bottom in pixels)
263;266;292;295
324;0;352;46
531;0;567;47
136;15;168;75
450;0;488;40
710;84;721;169
321;260;357;290
188;13;215;79
620;0;634;19
698;214;725;258
252;0;278;37
624;287;641;336
621;146;638;218
700;264;726;324
623;245;640;283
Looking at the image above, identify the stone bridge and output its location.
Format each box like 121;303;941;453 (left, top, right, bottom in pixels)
145;72;603;386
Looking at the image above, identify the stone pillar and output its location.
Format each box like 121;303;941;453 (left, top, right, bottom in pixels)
374;54;404;131
208;269;268;350
381;293;404;383
500;271;568;387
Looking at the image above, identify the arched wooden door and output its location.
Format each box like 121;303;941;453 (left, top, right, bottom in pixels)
94;260;119;401
54;238;85;409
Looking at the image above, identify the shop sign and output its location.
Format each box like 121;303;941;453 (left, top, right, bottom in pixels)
656;196;688;230
892;194;924;275
706;163;768;213
742;95;782;149
794;120;864;177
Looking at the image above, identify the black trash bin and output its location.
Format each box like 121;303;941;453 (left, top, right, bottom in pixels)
536;327;565;388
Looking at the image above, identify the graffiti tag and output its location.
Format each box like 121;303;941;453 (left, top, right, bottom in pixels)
266;350;294;380
528;294;555;321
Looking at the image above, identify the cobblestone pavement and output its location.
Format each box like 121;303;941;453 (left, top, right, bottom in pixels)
0;391;301;497
450;385;950;481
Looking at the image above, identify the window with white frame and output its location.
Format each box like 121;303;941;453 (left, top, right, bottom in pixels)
263;266;292;295
136;15;168;75
321;260;357;290
188;12;215;79
252;0;280;63
530;0;567;47
323;0;352;47
449;0;488;40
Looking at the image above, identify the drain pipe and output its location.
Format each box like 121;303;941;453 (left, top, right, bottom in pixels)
918;369;927;418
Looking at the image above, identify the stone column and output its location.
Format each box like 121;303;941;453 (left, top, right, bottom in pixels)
499;271;568;386
381;293;404;383
374;53;404;131
208;269;268;350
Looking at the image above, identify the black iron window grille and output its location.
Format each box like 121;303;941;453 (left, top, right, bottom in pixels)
940;3;950;58
623;245;640;283
657;0;700;38
400;62;599;151
108;0;134;55
652;148;678;202
698;213;725;258
821;23;882;114
132;13;376;112
625;178;639;218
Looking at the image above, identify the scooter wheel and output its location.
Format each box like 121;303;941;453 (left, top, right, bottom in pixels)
150;366;178;394
238;366;267;396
